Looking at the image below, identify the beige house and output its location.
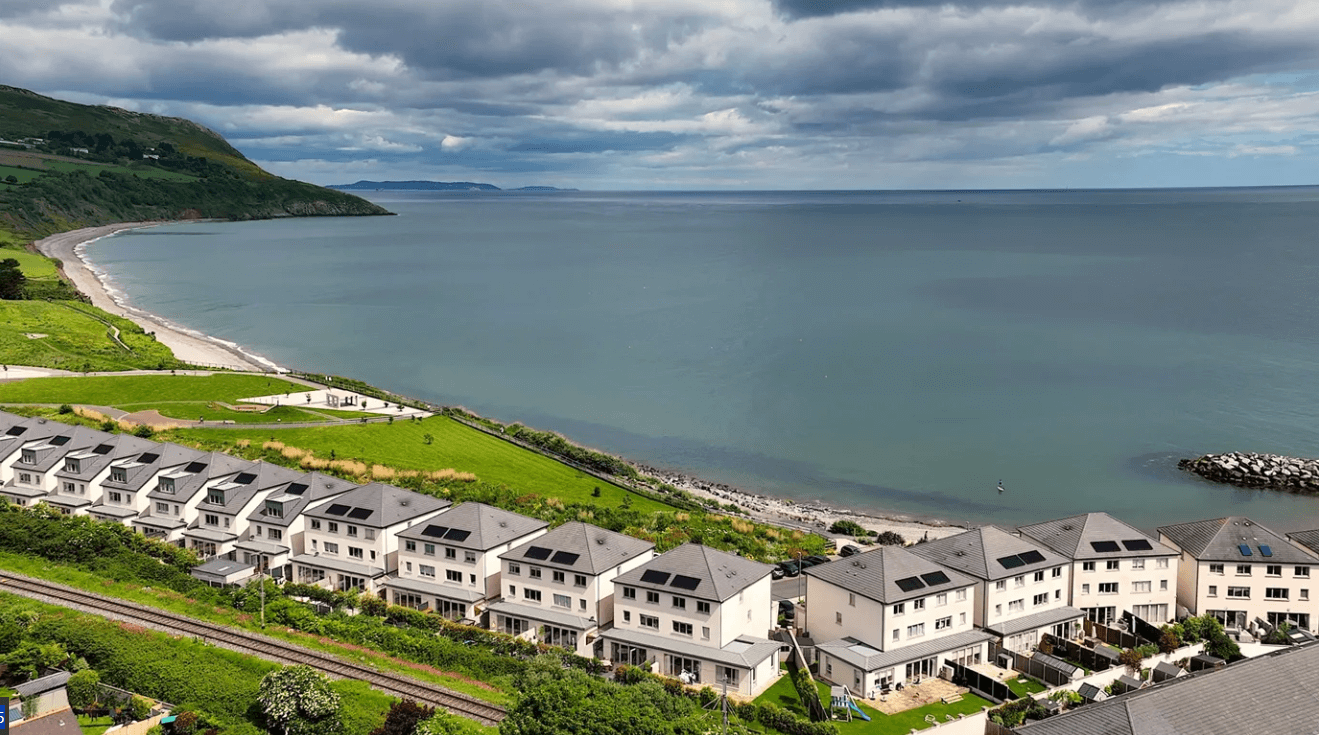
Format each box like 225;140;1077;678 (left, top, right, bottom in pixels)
489;521;654;657
292;483;451;593
1159;516;1318;632
234;471;359;582
601;543;783;696
132;452;255;544
380;502;549;622
45;433;158;516
909;526;1082;652
807;545;993;695
1018;512;1180;624
87;443;203;526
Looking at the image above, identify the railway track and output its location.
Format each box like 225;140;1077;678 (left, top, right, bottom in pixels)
0;570;507;727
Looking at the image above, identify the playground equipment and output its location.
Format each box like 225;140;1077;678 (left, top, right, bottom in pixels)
830;686;871;722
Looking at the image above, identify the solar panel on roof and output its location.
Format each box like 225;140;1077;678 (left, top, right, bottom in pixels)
1238;544;1252;557
525;546;552;560
670;574;701;590
895;576;926;592
445;528;472;542
421;525;449;538
997;555;1026;569
1089;541;1121;553
347;507;374;520
1121;539;1153;552
138;452;159;464
1019;550;1046;564
325;504;351;516
50;436;70;446
286;483;308;496
5;427;26;436
92;444;113;455
235;473;257;484
1260;545;1273;557
551;551;580;565
184;461;207;473
640;570;672;585
920;571;951;586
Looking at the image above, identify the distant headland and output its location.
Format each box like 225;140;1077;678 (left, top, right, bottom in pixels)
329;180;578;192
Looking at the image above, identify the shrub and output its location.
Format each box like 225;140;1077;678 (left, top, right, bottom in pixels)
129;695;152;721
828;520;866;536
1159;626;1181;654
874;531;906;546
132;424;154;438
67;668;101;710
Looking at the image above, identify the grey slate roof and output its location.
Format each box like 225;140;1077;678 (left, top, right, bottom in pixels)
12;707;84;735
54;434;157;482
486;599;598;630
816;629;996;673
13;670;71;697
191;558;255;581
303;482;449;529
0;416;63;462
501;521;655;576
245;471;358;528
381;575;487;603
1015;641;1319;735
600;627;782;669
614;543;772;602
1157;516;1317;564
146;451;254;503
195;460;303;515
986;606;1084;637
104;442;205;493
16;425;114;473
397;502;548;551
290;552;386;578
804;545;977;605
1018;512;1177;560
907;526;1066;581
1286;529;1319;556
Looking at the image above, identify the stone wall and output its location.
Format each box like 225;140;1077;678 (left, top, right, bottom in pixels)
1178;452;1319;492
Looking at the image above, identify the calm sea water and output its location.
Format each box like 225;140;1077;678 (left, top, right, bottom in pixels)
88;188;1319;533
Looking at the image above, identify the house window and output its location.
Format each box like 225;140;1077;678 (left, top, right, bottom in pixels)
1082;584;1090;594
1132;581;1152;593
509;585;516;596
1297;567;1311;578
204;514;218;526
697;601;711;614
1227;586;1249;599
552;570;565;583
1082;562;1095;572
424;543;435;556
328;522;339;534
906;623;925;638
465;551;477;563
955;589;967;602
509;563;521;576
348;547;363;559
1013;576;1025;588
1159;579;1168;591
524;589;542;602
1208;585;1217;597
347;525;358;537
155;502;169;514
836;612;842;625
312;520;323;531
936;593;947;606
364;528;376;541
405;562;413;573
935;616;952;630
1008;599;1024;613
912;598;925;611
702;626;710;639
581;599;588;611
994;581;1007;591
1302;589;1310;601
574;574;587;586
623;611;631;623
1209;563;1224;574
892;602;905;615
1054;589;1061;600
994;604;1002;616
1266;588;1289;600
108;491;122;503
420;565;435;577
264;501;284;518
892;629;900;641
1033;593;1048;606
641;615;659;629
1052;567;1063;578
1033;571;1044;582
404;540;416;552
554;594;572;608
445;548;456;560
62;482;75;494
1267;565;1282;577
1236;565;1251;576
110;468;127;483
1099;583;1118;594
622;587;635;599
646;591;660;604
673;621;693;636
959;612;966;625
17;473;31;485
1131;559;1145;570
1106;560;1120;571
325;542;339;554
529;567;542;579
1157;558;1169;569
672;596;686;609
446;570;463;582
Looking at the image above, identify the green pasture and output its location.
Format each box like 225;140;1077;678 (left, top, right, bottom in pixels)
0;373;303;405
0;301;179;372
0;245;59;279
0;164;42;184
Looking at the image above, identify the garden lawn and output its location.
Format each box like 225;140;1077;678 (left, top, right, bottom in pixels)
0;373;305;405
754;674;992;735
170;416;669;512
0;302;179;372
1006;676;1047;698
116;401;343;424
77;714;115;735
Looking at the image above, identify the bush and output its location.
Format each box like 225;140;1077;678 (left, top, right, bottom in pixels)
874;531;906;546
828;520;866;536
1159;626;1181;654
67;668;100;710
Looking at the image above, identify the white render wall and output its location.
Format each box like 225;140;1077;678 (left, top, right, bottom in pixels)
1069;555;1178;623
980;563;1071;629
806;575;977;653
1182;559;1316;630
615;573;772;651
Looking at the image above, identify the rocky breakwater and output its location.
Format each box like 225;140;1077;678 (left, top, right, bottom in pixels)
1179;452;1319;493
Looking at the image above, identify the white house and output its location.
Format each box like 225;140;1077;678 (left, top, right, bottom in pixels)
183;461;306;561
45;433;159;516
489;521;654;657
0;424;112;507
132;451;255;544
291;483;451;594
601;543;783;696
87;442;203;526
908;526;1082;652
232;471;359;583
1018;512;1180;624
381;502;549;622
807;545;994;695
1159;516;1318;632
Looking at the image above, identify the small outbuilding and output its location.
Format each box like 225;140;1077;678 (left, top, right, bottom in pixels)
1150;660;1184;683
1076;682;1108;703
1190;654;1226;672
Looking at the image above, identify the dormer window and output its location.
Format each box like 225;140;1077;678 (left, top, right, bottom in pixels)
158;477;175;494
110;468;127;483
64;459;80;473
207;489;225;505
264;501;284;519
20;449;35;464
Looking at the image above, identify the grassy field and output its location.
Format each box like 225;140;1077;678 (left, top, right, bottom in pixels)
170;415;668;512
116;401;349;424
0;245;58;278
0;301;180;371
0;163;43;184
0;373;305;405
754;674;992;735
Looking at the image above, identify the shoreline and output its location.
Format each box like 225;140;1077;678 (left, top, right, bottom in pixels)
33;222;280;373
29;221;966;543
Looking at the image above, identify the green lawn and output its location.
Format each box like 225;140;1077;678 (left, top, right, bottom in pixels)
0;301;180;372
77;714;115;735
39;159;198;182
116;401;345;424
0;246;59;279
170;415;669;512
1005;676;1047;698
754;674;991;734
0;164;43;184
0;373;305;405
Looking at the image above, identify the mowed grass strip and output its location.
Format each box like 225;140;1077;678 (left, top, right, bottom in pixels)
172;415;669;511
117;401;339;424
0;245;59;278
0;373;305;405
0;301;178;371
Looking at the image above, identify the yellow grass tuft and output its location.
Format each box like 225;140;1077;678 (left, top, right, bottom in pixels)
578;510;594;520
301;456;329;469
399;470;419;479
675;513;689;522
371;465;396;480
73;406;107;422
453;471;477;483
330;459;367;476
546;498;564;510
731;519;755;534
791;531;804;541
763;528;782;541
281;446;306;459
263;441;285;451
236;438;251;448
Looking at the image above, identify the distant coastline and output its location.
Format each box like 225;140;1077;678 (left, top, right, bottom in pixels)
329;180;578;192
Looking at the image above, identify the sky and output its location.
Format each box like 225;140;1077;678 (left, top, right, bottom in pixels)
2;0;1319;190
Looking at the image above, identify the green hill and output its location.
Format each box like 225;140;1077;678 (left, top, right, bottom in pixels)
0;84;390;237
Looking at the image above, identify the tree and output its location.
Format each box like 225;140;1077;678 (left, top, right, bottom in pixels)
1119;647;1145;675
417;710;487;735
369;700;434;735
258;665;343;735
3;175;16;184
0;258;25;300
67;669;101;710
874;531;905;546
1158;626;1181;654
128;694;152;721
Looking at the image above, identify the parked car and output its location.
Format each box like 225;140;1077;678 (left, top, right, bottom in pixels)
839;544;862;557
778;599;796;622
781;561;801;577
805;554;831;567
771;567;786;580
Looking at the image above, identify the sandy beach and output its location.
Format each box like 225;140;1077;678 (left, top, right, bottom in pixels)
33;222;276;372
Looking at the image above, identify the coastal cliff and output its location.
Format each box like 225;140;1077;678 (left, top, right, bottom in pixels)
1179;451;1319;492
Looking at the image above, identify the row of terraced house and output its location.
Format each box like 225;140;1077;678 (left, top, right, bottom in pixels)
4;411;1319;698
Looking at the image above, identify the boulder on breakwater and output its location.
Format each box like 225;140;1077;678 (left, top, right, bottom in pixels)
1179;452;1319;492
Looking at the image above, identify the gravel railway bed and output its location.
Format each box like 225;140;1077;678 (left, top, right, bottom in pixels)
0;569;507;726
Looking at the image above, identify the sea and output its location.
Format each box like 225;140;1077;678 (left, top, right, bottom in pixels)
85;188;1319;534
